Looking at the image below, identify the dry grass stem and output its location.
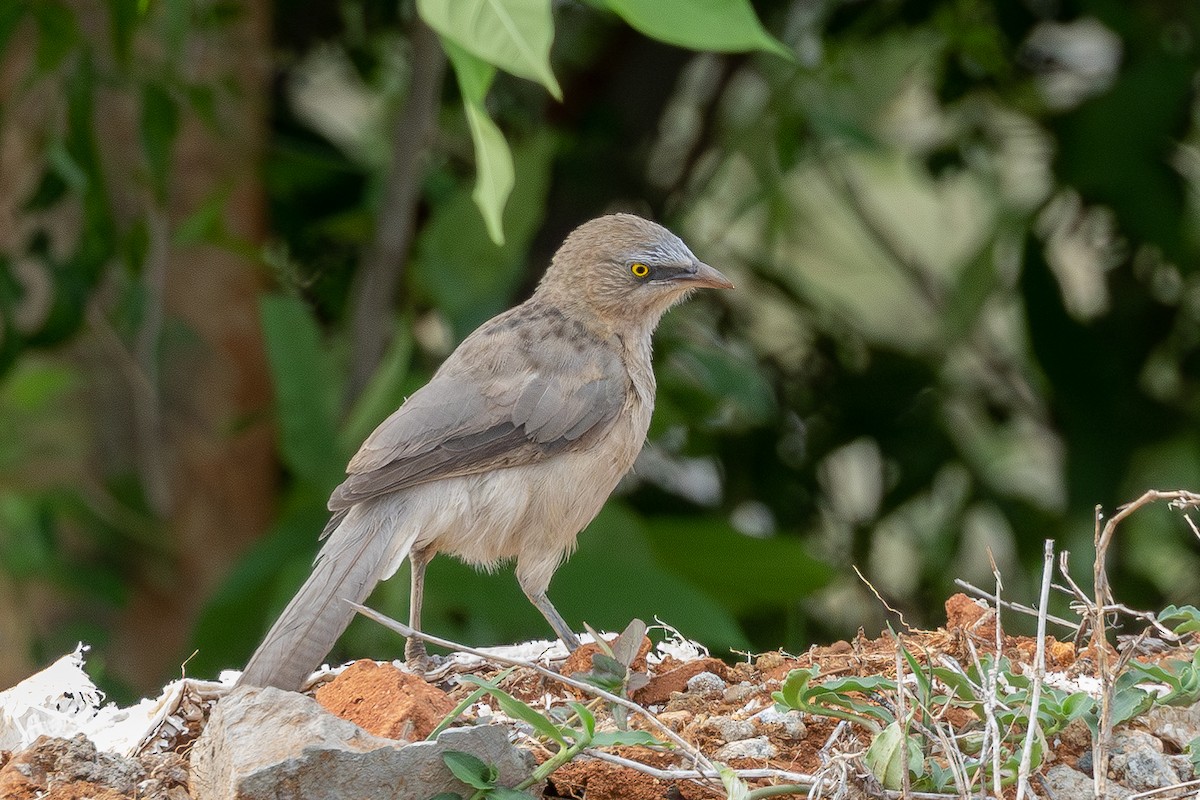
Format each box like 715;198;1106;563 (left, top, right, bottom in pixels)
952;578;1080;631
1016;539;1055;800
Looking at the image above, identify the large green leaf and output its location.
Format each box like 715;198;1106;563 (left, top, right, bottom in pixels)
644;518;833;613
412;129;556;337
258;295;342;488
603;0;792;59
442;36;496;105
442;38;514;244
418;0;561;99
463;101;515;246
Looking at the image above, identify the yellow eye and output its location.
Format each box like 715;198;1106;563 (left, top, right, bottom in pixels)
630;262;650;278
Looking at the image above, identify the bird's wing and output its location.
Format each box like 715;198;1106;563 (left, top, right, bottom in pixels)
327;313;629;512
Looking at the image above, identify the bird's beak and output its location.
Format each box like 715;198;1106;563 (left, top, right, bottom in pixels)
677;261;735;290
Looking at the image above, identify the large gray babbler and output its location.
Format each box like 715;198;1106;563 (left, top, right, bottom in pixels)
238;213;734;691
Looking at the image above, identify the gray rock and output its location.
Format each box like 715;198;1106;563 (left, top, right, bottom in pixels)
190;686;536;800
1167;753;1197;781
703;716;755;743
714;736;777;761
0;734;144;795
1109;729;1178;791
753;707;806;740
686;671;727;695
1142;703;1200;751
1041;765;1131;799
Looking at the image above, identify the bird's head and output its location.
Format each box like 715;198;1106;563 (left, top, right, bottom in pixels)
537;213;733;329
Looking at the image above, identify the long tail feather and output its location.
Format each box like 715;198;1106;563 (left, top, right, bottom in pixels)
237;501;413;690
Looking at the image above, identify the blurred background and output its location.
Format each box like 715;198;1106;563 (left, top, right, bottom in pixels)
2;0;1199;702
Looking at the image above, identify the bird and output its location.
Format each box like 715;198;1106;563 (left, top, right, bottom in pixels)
238;213;734;691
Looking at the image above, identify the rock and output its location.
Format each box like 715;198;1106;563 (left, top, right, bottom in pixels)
753;707;806;740
1167;754;1196;781
703;716;755;743
189;686;536;800
685;672;726;696
136;751;190;799
315;660;455;740
1142;704;1200;751
0;734;143;799
714;736;777;761
633;658;729;706
722;683;756;704
655;711;691;732
1109;729;1178;791
1041;765;1131;799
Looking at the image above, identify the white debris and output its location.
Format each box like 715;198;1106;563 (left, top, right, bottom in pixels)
647;620;709;665
0;644;234;757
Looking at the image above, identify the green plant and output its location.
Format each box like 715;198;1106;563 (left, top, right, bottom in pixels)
1128;649;1200;708
1158;605;1200;636
772;666;896;734
577;619;651;729
429;673;661;799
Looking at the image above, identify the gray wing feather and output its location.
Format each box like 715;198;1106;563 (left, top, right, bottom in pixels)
329;313;628;512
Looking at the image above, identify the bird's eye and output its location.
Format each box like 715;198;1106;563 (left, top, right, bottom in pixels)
630;262;650;278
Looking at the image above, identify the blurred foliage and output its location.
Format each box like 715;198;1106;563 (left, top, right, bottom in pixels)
3;0;1200;694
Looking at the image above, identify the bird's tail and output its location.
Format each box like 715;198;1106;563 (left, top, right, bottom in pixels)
237;499;413;691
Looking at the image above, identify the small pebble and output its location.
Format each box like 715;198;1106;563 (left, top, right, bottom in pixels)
753;706;806;740
686;671;727;695
655;710;691;732
754;652;787;671
703;716;755;743
715;736;777;761
722;683;756;704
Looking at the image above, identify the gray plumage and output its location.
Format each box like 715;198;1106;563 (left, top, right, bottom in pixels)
238;213;733;691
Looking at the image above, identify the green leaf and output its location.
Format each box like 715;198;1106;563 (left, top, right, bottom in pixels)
643;518;832;613
591;730;662;748
719;765;751;800
442;37;510;243
602;0;792;60
108;0;139;64
189;488;329;675
140;82;179;201
865;721;923;790
413;129;556;337
442;750;495;790
1109;686;1154;729
258;295;343;487
427;794;463;800
418;0;561;98
443;37;496;105
463;102;514;246
32;1;77;73
568;701;595;739
1185;736;1200;778
1159;605;1200;635
460;676;568;745
489;789;532;800
173;188;228;247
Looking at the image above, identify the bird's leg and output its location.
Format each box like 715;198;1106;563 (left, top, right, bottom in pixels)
524;589;582;651
405;547;432;671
